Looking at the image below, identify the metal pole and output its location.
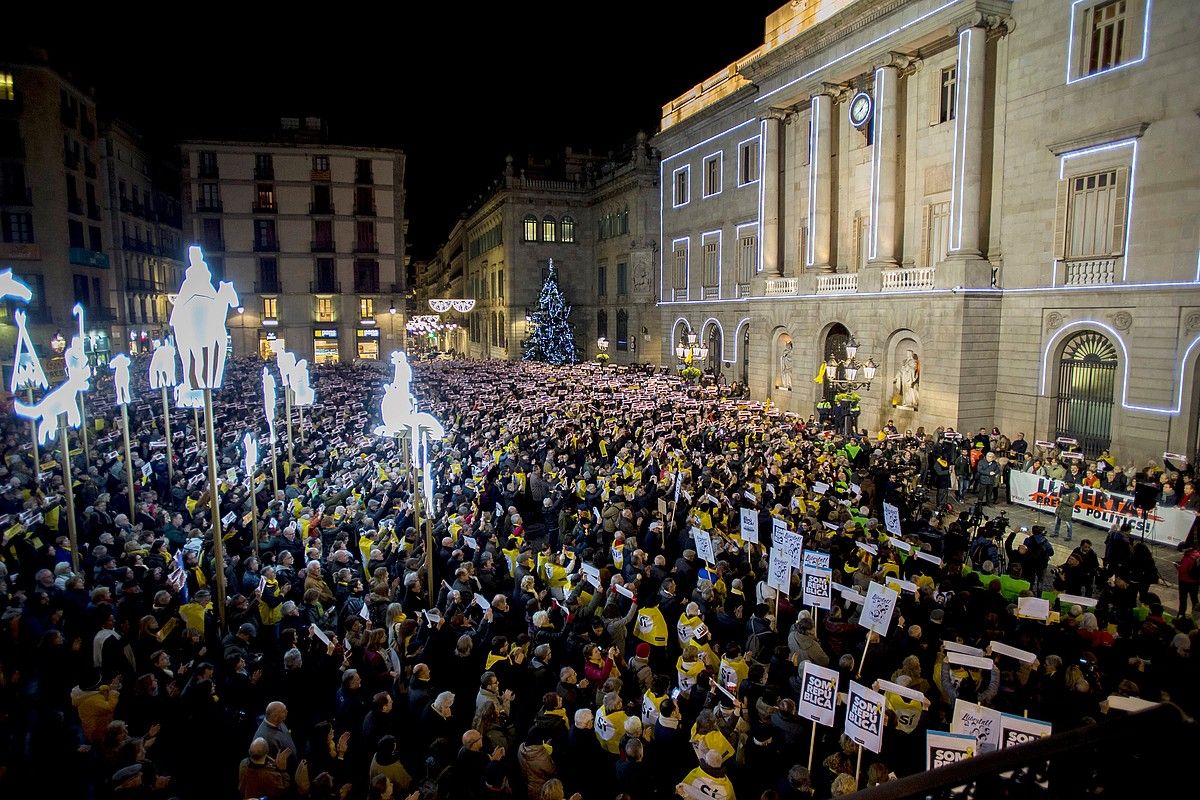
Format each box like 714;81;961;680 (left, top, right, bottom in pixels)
27;387;39;480
120;402;136;519
161;387;174;481
203;389;227;631
58;413;79;573
249;474;261;557
270;427;279;497
78;394;90;468
194;408;202;452
284;386;294;469
297;404;304;447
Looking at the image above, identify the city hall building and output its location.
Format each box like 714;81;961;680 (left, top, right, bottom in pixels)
655;0;1200;462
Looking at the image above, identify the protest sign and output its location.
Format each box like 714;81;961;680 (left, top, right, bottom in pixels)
999;713;1052;748
926;731;976;769
802;565;832;610
1017;597;1050;621
692;526;715;563
803;550;831;570
860;582;898;636
951;699;1002;752
767;547;791;593
797;662;839;727
845;681;886;753
989;641;1037;663
739;508;759;543
882;502;902;536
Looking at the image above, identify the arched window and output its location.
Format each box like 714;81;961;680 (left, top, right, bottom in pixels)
616;309;628;351
619;207;629;235
597;310;608;339
561;216;575;243
542;216;557;242
523;215;538;242
1055;331;1118;456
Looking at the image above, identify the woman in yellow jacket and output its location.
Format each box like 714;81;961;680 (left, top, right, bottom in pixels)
71;674;122;744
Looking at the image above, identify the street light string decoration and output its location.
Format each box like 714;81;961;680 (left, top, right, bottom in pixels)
428;299;454;313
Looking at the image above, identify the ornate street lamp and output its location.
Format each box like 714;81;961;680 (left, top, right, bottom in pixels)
675;331;707;382
824;336;878;391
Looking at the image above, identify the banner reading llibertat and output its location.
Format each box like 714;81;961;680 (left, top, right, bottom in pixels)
1008;471;1192;547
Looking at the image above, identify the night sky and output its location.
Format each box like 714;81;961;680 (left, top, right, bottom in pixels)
6;3;783;259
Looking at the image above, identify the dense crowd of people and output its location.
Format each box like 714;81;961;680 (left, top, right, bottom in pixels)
0;354;1196;800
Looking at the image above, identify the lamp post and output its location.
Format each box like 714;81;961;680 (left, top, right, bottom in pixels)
674;331;708;382
822;335;877;435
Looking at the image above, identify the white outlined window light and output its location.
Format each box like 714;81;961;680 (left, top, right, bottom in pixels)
1066;0;1151;84
701;230;722;298
672;165;691;207
1055;138;1137;284
702;152;723;198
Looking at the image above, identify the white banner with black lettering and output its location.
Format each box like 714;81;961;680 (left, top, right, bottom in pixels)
845;681;886;753
999;713;1052;748
926;731;977;769
1008;470;1192;547
797;662;839;727
802;565;832;610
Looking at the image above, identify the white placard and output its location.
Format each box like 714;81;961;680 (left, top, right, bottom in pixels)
914;551;944;565
358;601;370;620
1104;695;1158;713
1016;597;1050;621
859;582;898;636
942;641;986;657
739;508;759;543
767;547;791;593
613;582;635;599
882;502;902;537
856;541;878;556
771;516;788;543
840;588;866;605
310;624;331;646
812;481;830;495
887;536;911;552
797;662;839;727
802;565;832;610
989;641;1037;663
951;699;1002;752
692;526;715;563
1055;593;1098;608
777;529;804;568
822;521;839;530
886;578;919;594
462;536;478;550
947;651;995;671
581;563;601;584
845;681;886;753
875;679;929;706
999;713;1051;748
473;593;491;611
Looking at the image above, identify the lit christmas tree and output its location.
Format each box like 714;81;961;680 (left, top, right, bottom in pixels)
521;259;579;365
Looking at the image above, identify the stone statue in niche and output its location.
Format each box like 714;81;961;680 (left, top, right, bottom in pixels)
778;339;794;390
892;349;920;410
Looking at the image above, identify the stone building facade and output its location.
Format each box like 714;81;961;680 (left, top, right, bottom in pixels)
656;0;1200;461
428;142;661;365
180;121;406;364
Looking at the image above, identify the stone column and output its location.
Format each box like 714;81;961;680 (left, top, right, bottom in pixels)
806;93;833;271
762;115;783;277
867;64;900;268
948;25;986;259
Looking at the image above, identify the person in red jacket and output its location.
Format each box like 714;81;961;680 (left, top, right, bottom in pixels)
1175;543;1200;619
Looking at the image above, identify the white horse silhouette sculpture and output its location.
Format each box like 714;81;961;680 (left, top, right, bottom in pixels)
109;353;132;406
14;336;93;445
271;341;297;389
174;384;204;409
243;431;258;478
291;359;315;407
0;268;32;302
262;367;278;444
170;246;238;390
149;337;178;389
374;350;444;465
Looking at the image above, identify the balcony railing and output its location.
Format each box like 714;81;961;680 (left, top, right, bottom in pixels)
354;281;380;294
700;285;720;300
123;236;156;254
353;241;378;253
815;273;858;294
310;240;336;253
68;248;110;268
252;202;277;214
204;238;225;252
311;168;331;182
672;287;688;301
1061;257;1117;286
310;201;335;215
882;266;936;291
126;276;166;292
253;239;279;253
310;280;341;294
196;199;223;213
736;282;751;298
0;186;32;205
90;306;118;322
765;277;799;295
